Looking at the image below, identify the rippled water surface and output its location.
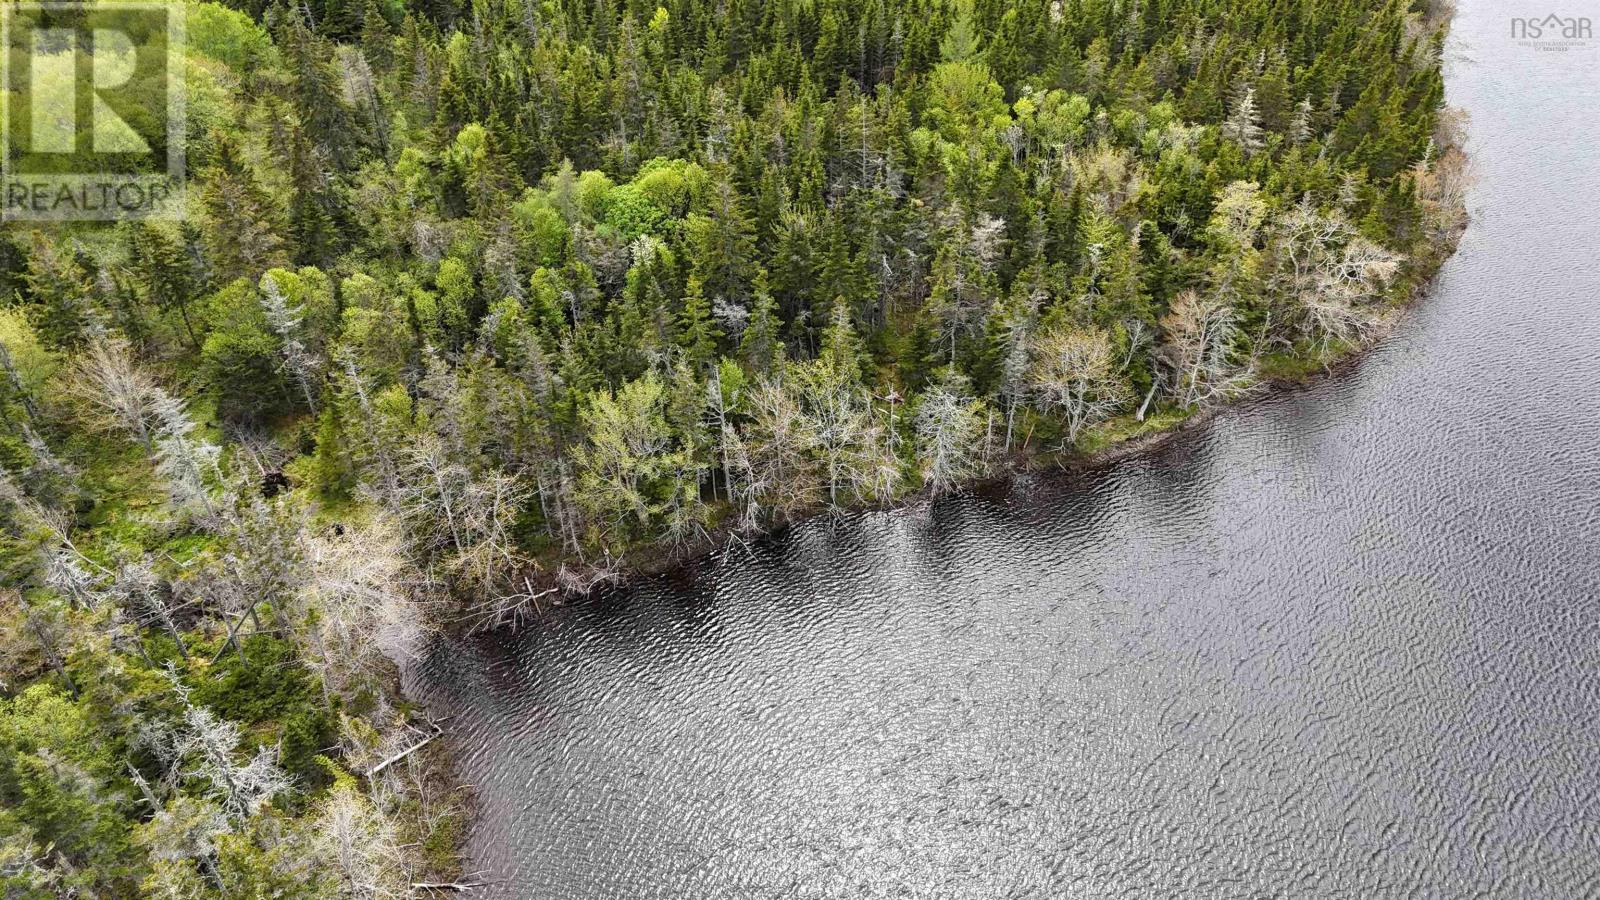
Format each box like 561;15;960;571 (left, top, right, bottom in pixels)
414;2;1600;895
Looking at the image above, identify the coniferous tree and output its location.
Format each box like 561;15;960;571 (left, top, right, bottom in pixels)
199;136;287;284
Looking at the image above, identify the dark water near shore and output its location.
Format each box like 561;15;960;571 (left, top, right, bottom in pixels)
413;2;1600;895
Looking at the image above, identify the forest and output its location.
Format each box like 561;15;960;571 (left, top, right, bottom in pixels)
0;0;1464;894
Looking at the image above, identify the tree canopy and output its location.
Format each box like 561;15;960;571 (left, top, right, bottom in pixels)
0;0;1465;892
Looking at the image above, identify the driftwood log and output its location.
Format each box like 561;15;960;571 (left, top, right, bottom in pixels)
366;720;447;779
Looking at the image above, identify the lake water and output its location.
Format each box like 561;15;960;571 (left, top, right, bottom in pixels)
413;1;1600;895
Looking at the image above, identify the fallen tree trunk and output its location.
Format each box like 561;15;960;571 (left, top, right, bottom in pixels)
366;727;442;779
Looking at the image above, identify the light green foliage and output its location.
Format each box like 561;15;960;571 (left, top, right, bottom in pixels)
1015;89;1092;149
0;686;139;895
924;62;1009;144
259;266;338;354
575;170;617;223
603;183;668;239
513;190;573;266
0;0;1459;887
938;0;981;63
434;257;475;347
634;158;707;214
187;3;275;71
575;373;703;542
0;310;58;399
201;284;292;424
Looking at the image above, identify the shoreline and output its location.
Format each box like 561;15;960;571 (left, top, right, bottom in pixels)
0;0;1468;893
392;4;1468;890
478;217;1465;617
411;206;1467;891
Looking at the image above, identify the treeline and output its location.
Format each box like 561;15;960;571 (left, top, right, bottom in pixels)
7;0;1467;569
0;0;1463;893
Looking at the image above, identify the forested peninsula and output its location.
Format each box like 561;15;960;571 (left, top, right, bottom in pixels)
0;0;1464;893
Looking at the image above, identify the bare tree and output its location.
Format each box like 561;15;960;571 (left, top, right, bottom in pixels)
1222;85;1265;155
65;342;224;521
395;434;530;597
914;375;986;494
340;355;402;509
150;393;222;521
66;339;160;451
1413;126;1473;243
1288;97;1314;145
1302;234;1402;354
260;273;323;413
0;826;60;895
1067;144;1142;214
115;558;187;656
718;422;764;529
1272;200;1349;297
395;434;475;558
339;46;390;155
927;209;1007;362
303;517;433;704
848;406;904;507
147;684;292;823
743;376;820;517
313;780;408;899
791;361;877;511
29;503;117;612
1028;325;1131;445
449;468;530;592
1;590;78;697
993;288;1041;451
1272;202;1404;357
705;366;741;505
1159;290;1255;408
43;546;104;610
137;794;231;893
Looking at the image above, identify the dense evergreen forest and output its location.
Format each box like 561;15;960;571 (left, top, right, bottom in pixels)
0;0;1464;893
